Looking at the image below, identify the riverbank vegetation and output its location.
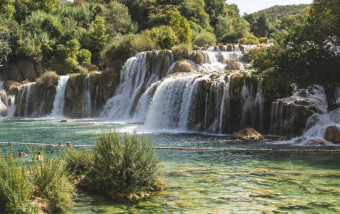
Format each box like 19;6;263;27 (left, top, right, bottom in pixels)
249;0;340;111
0;0;254;75
0;130;163;213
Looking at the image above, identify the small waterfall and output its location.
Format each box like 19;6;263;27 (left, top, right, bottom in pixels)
17;83;35;117
0;81;8;116
82;75;91;118
240;77;250;128
219;77;231;133
50;76;70;117
253;81;264;131
7;96;16;117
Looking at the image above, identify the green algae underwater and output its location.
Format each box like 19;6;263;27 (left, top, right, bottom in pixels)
1;118;340;213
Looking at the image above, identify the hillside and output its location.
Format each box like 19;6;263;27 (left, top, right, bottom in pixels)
251;4;309;22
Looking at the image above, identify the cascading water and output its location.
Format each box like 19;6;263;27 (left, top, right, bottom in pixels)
50;76;70;117
16;83;35;117
82;75;91;118
101;51;173;120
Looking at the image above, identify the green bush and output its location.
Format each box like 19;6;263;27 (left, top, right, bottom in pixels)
192;44;199;50
218;43;224;51
238;37;247;44
246;33;260;44
0;150;36;214
193;30;216;47
63;147;94;175
171;46;180;60
174;60;192;73
152;25;178;49
226;44;233;51
80;129;163;200
259;37;268;44
131;31;158;55
29;152;75;212
195;51;204;65
204;44;210;50
77;48;91;64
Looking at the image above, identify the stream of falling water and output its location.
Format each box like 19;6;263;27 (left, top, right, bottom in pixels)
50;76;70;117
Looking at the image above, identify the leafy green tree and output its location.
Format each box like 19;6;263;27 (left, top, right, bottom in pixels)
0;26;10;63
193;30;216;46
151;25;178;49
204;0;227;27
170;15;193;44
77;48;91;63
89;16;108;53
103;1;131;37
253;12;270;37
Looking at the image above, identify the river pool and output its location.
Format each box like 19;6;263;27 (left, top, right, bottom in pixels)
1;118;340;213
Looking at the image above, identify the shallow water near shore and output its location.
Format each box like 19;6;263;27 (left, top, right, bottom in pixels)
1;118;340;213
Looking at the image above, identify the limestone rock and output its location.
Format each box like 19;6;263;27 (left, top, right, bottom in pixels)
305;139;325;146
324;126;340;144
233;128;264;140
60;119;71;122
18;59;36;81
276;136;291;141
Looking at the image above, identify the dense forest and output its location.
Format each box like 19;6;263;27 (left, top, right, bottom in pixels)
0;0;255;75
243;4;310;38
250;4;309;22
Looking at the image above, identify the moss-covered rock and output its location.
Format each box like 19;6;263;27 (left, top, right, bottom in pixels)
233;127;264;140
195;51;203;65
174;61;192;73
324;126;340;143
230;73;243;100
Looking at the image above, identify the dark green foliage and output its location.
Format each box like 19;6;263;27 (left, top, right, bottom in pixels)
152;25;178;49
251;0;340;111
250;4;309;23
63;147;95;176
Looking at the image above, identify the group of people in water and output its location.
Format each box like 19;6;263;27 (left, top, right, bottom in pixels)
8;142;73;160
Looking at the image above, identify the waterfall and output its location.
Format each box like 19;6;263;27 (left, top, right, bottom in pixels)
143;73;204;130
240;77;250;128
101;51;173;120
7;96;16;117
17;83;35;117
50;76;70;117
82;75;91;118
0;81;8;116
219;77;231;133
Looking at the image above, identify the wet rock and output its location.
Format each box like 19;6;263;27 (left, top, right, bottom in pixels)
249;190;275;197
60;119;71;122
305;139;325;146
324;126;340;144
232;127;264;140
276;136;291;141
17;59;36;81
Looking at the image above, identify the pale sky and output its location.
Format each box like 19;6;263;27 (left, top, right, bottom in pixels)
226;0;314;15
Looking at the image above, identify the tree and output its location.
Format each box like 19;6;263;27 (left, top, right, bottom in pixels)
251;0;340;111
103;1;131;37
89;17;108;53
253;12;270;37
170;15;193;44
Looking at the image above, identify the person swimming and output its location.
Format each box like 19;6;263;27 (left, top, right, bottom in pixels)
37;151;43;161
66;142;72;147
58;142;63;147
19;149;27;156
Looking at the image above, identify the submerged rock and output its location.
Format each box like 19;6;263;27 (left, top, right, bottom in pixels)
60;119;71;122
324;126;340;144
233;127;264;140
276;136;291;141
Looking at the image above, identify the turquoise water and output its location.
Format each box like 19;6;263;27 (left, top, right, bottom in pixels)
1;118;340;213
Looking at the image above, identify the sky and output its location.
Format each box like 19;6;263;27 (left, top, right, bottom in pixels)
226;0;314;15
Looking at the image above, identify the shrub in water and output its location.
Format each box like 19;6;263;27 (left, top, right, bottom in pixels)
29;152;75;212
238;37;247;44
0;151;36;214
218;43;224;51
192;45;199;50
63;147;95;175
224;58;240;70
80;129;163;200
